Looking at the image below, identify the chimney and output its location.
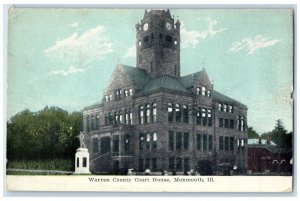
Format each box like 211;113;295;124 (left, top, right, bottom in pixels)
267;137;271;145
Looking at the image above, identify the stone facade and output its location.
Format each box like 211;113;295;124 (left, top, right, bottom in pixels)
83;9;248;174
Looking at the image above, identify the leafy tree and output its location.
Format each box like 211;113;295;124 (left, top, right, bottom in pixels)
248;127;259;139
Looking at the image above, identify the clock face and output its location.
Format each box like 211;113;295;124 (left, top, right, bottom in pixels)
143;23;149;31
166;22;172;30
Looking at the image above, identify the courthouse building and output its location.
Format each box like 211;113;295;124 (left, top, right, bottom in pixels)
83;9;248;174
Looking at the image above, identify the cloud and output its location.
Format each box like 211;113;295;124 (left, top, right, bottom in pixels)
181;18;226;48
123;45;136;59
228;35;280;55
69;21;81;28
48;66;89;76
44;25;113;75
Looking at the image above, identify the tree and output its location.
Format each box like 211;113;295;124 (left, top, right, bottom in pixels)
7;106;82;160
248;127;259;139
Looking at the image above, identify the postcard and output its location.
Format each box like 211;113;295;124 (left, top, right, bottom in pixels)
6;7;293;192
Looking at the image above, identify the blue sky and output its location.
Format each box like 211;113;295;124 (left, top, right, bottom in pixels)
7;8;293;133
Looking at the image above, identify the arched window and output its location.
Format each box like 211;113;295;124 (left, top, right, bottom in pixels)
183;105;189;123
175;104;181;122
152;103;157;123
139;106;144;124
146;104;150;123
168;103;173;122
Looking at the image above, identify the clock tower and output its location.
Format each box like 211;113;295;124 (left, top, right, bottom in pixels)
135;9;181;78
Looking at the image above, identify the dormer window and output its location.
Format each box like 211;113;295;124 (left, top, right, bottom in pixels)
229;105;233;113
223;104;227;112
105;95;109;102
196;87;200;95
207;90;211;97
218;103;222;111
115;89;121;100
124;89;129;97
109;94;112;101
201;86;206;96
129;89;133;96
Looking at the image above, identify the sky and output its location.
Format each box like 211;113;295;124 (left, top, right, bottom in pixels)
7;8;293;134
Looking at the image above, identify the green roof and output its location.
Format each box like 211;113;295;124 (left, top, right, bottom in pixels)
121;65;150;89
180;72;201;88
212;90;245;107
142;75;190;94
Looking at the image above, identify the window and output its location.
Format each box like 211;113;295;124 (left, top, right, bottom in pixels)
83;157;87;167
203;134;207;151
168;103;173;122
76;157;79;167
218;103;222;111
169;158;175;169
113;136;119;153
196;110;201;125
129;109;132;125
176;132;182;150
153;133;157;150
139;133;144;150
224;119;229;128
230;119;234;129
229;105;233;113
183;105;189;123
225;137;229;151
219;118;223;128
124;135;130;154
139;158;144;172
152;103;157;122
124;89;129;97
124;110;128;124
91;115;95;130
219;136;224;151
201;86;206;96
176;157;182;171
207;89;211;97
118;111;122;124
105;114;109;125
96;115;99;129
145;158;150;169
208;109;212;126
169;131;174;150
230;137;234;151
143;36;149;43
223;104;227;112
129;89;133;96
196;134;202;150
165;35;172;42
105;95;109;102
241;116;245;131
109;94;113;101
196;87;200;95
175;104;181;122
115;89;121;100
139;106;144;124
146;104;151;123
202;108;207;126
208;135;213;151
183;133;189;150
146;133;151;149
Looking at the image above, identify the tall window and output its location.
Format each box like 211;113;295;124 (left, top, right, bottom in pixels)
168;103;173;122
118;111;122;124
96;115;99;129
146;104;151;123
115;89;121;100
152;158;157;171
169;158;175;169
202;108;207;126
196;134;202;150
129;109;132;125
229;105;233;113
105;95;109;102
146;133;151;149
219;118;223;128
113;135;119;153
109;94;113;101
219;136;224;151
184;133;189;150
207;89;211;97
153;133;157;150
176;132;182;150
124;89;129;97
203;134;207;151
196;87;200;95
208;135;213;151
124;135;130;154
225;137;229;151
230;137;234;152
196;110;201;125
230;119;234;129
208;109;212;126
92;138;98;153
124;109;128;125
224;119;229;128
169;131;174;150
218;103;222;111
145;158;150;169
152;103;157;122
201;86;206;96
105;114;109;125
86;116;90;132
184;158;190;170
139;133;144;150
175;104;181;122
176;157;182;171
223;104;227;112
139;106;144;124
129;89;133;96
183;105;189;123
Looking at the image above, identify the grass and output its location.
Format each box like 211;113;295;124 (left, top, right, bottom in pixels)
6;159;74;172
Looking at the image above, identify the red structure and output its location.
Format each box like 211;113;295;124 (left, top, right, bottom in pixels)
248;138;292;174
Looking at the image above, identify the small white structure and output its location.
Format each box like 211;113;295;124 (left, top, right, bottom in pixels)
74;132;91;174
